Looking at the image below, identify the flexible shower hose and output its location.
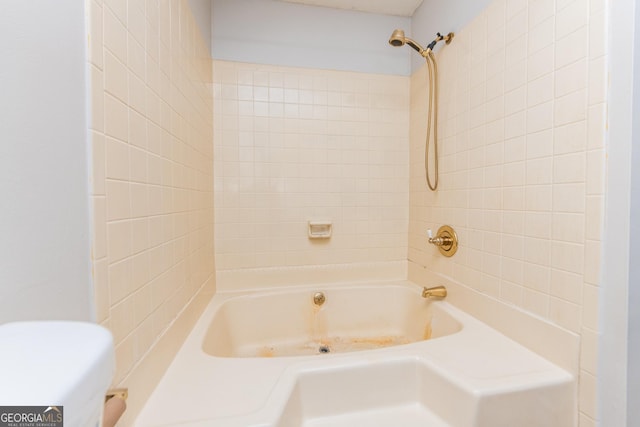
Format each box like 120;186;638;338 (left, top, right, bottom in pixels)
425;50;439;191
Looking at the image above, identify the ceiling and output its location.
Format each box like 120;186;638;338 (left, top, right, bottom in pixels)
278;0;424;17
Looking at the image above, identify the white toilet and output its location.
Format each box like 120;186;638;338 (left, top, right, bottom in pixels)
0;321;115;427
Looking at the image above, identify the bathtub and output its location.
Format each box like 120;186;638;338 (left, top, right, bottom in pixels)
203;283;462;358
135;280;575;427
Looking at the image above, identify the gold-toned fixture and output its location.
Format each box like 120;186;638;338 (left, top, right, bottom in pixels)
388;29;454;58
313;292;326;306
388;29;454;191
428;225;458;257
422;285;447;299
105;388;128;401
104;388;128;427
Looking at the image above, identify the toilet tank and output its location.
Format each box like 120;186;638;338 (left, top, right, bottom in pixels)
0;321;115;427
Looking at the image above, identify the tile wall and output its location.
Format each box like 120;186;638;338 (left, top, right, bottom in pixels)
408;0;606;424
87;0;215;388
213;61;410;273
82;0;607;423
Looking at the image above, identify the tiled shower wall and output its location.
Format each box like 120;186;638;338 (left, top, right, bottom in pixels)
408;0;605;424
213;61;409;272
87;0;214;386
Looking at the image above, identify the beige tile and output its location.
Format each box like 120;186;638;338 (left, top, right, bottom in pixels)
103;5;127;63
131;218;150;255
106;180;131;221
555;0;588;40
527;73;554;108
586;149;605;195
555;26;588;69
506;0;527;20
584;240;601;284
526;129;554;159
528;45;554;81
502;257;524;285
105;137;130;179
104;50;128;103
128;35;146;80
555;59;588;98
129;146;148;183
104;94;129;142
524;236;551;265
529;101;554;134
522;288;550;317
500;280;523;306
503;187;525;210
93;257;110;323
127;0;145;45
523;262;551;293
108;258;133;305
551;268;583;304
525;185;552;212
554;152;586;183
529;0;554;27
110;294;136;345
92;197;108;260
555;89;587;127
113;333;135;384
88;1;104;69
579;370;597;419
582;284;599;330
589;9;606;59
551;241;585;274
91;131;106;195
528;17;555;54
107;220;133;263
131;251;151;294
526;157;553;185
552;212;585;243
130;183;150;218
129;73;147;118
553;183;586;213
505;112;526;140
90;66;105;132
505;59;527;92
580;327;598;375
585;195;604;241
549;296;581;332
555;120;588;154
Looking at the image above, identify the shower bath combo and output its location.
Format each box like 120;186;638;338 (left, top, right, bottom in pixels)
388;29;454;191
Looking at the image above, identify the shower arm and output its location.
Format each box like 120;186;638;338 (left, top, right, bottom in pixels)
430;32;454;49
412;32;455;58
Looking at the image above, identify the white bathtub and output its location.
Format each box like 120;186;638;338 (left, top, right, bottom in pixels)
135;281;575;426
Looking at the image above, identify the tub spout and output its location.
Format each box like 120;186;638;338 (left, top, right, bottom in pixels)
422;286;447;299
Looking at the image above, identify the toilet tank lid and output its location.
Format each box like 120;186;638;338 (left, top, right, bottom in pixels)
0;321;115;406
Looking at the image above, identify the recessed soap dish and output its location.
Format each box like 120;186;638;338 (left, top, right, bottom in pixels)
308;221;332;239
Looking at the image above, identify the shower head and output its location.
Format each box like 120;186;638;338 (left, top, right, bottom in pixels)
388;29;428;57
388;29;407;47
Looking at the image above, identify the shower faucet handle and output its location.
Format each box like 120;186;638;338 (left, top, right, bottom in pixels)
427;225;459;257
428;231;451;247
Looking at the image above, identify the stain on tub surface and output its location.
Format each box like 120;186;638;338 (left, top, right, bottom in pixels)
250;335;417;358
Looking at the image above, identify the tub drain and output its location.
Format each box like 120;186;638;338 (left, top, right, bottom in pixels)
318;345;331;354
